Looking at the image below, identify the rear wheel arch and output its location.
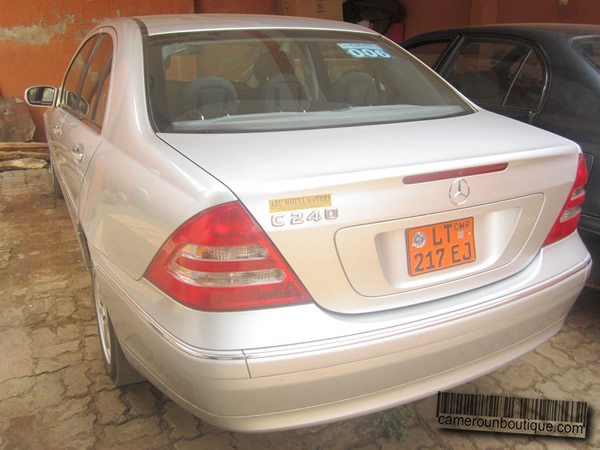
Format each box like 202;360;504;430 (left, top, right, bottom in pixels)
79;225;143;386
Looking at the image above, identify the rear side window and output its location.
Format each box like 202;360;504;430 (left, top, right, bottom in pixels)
572;36;600;71
62;36;99;115
61;33;113;131
405;40;452;68
444;39;546;111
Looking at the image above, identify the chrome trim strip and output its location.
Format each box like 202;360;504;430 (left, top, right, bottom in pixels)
96;255;590;362
96;265;246;361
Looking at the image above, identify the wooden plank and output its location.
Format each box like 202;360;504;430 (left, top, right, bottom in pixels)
0;143;50;168
0;158;48;172
0;142;49;153
0;152;50;161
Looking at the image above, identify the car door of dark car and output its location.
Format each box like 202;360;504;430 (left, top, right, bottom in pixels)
436;37;548;124
53;33;113;218
533;36;600;234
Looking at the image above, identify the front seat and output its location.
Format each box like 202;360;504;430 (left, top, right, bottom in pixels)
183;77;238;119
262;74;310;112
252;49;309;112
332;72;378;106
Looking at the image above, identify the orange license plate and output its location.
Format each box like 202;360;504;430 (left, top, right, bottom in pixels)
407;217;475;276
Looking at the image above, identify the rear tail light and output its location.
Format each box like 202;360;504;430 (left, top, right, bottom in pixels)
543;153;588;246
145;202;312;311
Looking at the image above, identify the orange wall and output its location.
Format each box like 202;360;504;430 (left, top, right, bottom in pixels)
195;0;278;14
496;0;600;23
0;0;194;140
401;0;472;39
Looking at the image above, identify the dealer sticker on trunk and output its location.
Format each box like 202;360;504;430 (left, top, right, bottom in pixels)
269;194;332;213
269;194;338;227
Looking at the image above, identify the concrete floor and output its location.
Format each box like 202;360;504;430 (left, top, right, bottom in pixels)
1;168;599;449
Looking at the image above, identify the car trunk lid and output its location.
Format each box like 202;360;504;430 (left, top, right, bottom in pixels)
158;111;581;314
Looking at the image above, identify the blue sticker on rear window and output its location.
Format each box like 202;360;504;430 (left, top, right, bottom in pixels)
338;43;393;58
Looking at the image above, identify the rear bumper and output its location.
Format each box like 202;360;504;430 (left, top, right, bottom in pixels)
94;238;591;432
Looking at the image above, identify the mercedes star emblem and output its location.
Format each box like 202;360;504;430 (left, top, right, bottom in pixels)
449;178;470;205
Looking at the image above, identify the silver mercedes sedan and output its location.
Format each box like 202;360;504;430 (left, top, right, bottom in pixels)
26;15;590;432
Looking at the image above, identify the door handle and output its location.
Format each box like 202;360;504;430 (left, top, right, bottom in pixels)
71;144;84;162
52;124;62;137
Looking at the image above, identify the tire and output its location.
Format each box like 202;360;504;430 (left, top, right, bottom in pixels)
93;269;143;386
50;159;64;199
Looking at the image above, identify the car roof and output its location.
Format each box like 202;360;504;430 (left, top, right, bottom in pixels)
115;14;378;36
405;23;600;43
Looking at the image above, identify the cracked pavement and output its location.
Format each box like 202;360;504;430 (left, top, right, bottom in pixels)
1;169;599;449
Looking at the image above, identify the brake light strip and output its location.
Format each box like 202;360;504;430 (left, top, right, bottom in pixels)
403;163;509;184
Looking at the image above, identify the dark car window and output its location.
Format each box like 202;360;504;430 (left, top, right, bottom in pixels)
444;38;545;111
504;49;544;109
572;36;600;71
61;33;113;130
405;40;452;68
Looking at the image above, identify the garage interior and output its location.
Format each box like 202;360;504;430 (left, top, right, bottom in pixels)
1;0;599;448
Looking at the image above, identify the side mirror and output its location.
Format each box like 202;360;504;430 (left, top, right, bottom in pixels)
25;86;57;107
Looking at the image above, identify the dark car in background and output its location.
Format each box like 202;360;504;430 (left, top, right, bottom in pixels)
403;24;600;261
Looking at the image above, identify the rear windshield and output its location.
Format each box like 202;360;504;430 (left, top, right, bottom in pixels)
144;29;473;133
572;36;600;72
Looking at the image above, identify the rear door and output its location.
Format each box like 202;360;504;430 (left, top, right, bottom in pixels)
53;32;113;217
